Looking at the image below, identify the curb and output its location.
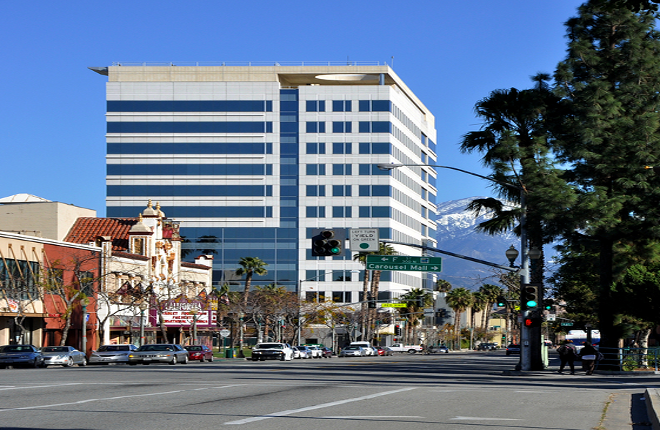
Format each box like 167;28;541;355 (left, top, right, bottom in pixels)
646;388;660;430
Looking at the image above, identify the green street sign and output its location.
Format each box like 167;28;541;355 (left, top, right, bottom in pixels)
381;303;407;308
560;322;573;326
365;255;442;272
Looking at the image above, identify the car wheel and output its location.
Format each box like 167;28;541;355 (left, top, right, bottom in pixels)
408;349;417;354
65;357;74;367
128;362;137;366
280;355;286;361
181;355;188;364
506;352;510;356
170;356;178;365
80;358;87;366
32;359;41;368
209;355;214;362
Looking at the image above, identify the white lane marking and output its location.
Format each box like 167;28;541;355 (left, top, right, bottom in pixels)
224;387;417;425
452;416;522;421
322;415;423;419
0;384;243;412
0;383;83;391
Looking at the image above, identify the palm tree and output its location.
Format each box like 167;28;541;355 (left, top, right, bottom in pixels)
368;243;396;341
353;242;396;341
460;76;573;285
436;279;452;293
445;288;474;350
479;284;504;330
399;288;434;344
470;291;487;347
235;257;268;307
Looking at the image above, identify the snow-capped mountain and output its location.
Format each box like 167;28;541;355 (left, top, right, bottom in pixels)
434;197;518;290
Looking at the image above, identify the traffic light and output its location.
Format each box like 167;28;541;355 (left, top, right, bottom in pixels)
497;296;507;307
524;312;542;327
523;284;540;309
395;325;402;336
544;299;555;311
311;229;344;256
368;294;376;308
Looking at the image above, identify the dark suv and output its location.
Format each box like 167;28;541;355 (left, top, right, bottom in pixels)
506;344;521;355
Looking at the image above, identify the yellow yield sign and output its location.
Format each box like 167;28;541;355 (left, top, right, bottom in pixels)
381;303;407;308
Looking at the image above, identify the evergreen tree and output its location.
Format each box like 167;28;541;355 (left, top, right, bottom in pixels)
553;0;660;352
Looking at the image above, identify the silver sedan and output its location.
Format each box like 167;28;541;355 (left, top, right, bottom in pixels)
89;344;138;365
41;346;87;367
128;344;189;365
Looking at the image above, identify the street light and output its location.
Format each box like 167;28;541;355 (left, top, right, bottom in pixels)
139;301;148;347
377;162;536;371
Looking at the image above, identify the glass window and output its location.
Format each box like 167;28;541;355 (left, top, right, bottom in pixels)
332;206;352;218
333;185;351;196
306;100;325;112
332;164;352;175
332;100;352;112
306;207;326;218
306;142;325;154
306;164;326;175
306;185;325;196
333;142;352;154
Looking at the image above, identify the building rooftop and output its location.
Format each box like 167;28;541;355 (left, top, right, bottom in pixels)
65;218;137;251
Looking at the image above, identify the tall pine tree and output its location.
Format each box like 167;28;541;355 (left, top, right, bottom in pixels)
553;0;660;353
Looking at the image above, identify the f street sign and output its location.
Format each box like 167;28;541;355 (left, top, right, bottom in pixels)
365;255;442;272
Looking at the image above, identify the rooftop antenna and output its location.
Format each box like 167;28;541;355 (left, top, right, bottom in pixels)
391;56;394;69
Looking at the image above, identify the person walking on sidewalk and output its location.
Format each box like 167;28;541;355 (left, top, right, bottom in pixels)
579;342;598;375
557;340;578;374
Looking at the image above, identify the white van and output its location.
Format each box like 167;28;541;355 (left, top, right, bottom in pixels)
349;341;375;355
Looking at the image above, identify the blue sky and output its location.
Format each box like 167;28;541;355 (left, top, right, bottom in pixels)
0;1;583;216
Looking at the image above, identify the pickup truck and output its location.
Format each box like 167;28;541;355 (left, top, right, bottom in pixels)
388;343;423;354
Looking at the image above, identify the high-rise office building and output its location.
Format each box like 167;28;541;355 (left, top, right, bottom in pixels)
90;62;438;303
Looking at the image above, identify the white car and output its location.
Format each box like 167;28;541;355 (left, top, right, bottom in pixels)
251;343;294;361
294;346;313;359
306;345;323;359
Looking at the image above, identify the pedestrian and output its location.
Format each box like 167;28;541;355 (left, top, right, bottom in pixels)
557;340;577;374
579;342;598;375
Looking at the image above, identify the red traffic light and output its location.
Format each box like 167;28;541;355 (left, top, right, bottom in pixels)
524;318;533;327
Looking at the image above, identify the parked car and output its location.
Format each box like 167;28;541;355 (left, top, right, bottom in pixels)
306;345;323;359
431;345;450;354
506;344;521;356
376;346;393;356
349;341;375;355
89;344;138;365
293;346;313;359
184;345;214;362
251;343;294;361
477;343;498;351
0;345;44;368
128;344;189;365
339;346;366;357
41;346;87;367
320;347;334;358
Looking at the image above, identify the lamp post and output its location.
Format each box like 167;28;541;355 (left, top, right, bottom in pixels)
139;301;148;347
377;162;535;371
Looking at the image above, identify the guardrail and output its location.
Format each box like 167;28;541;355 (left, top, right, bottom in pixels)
596;346;660;371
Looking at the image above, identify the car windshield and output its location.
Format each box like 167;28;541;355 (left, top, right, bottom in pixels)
42;347;69;353
2;345;34;352
185;346;202;351
344;346;359;350
139;345;173;351
256;344;283;349
97;345;131;352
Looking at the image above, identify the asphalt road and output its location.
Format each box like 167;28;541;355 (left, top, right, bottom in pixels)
0;351;655;430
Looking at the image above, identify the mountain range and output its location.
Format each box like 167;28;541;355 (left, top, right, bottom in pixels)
434;197;518;290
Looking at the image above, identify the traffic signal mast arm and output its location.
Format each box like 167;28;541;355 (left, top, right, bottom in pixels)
380;240;519;272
